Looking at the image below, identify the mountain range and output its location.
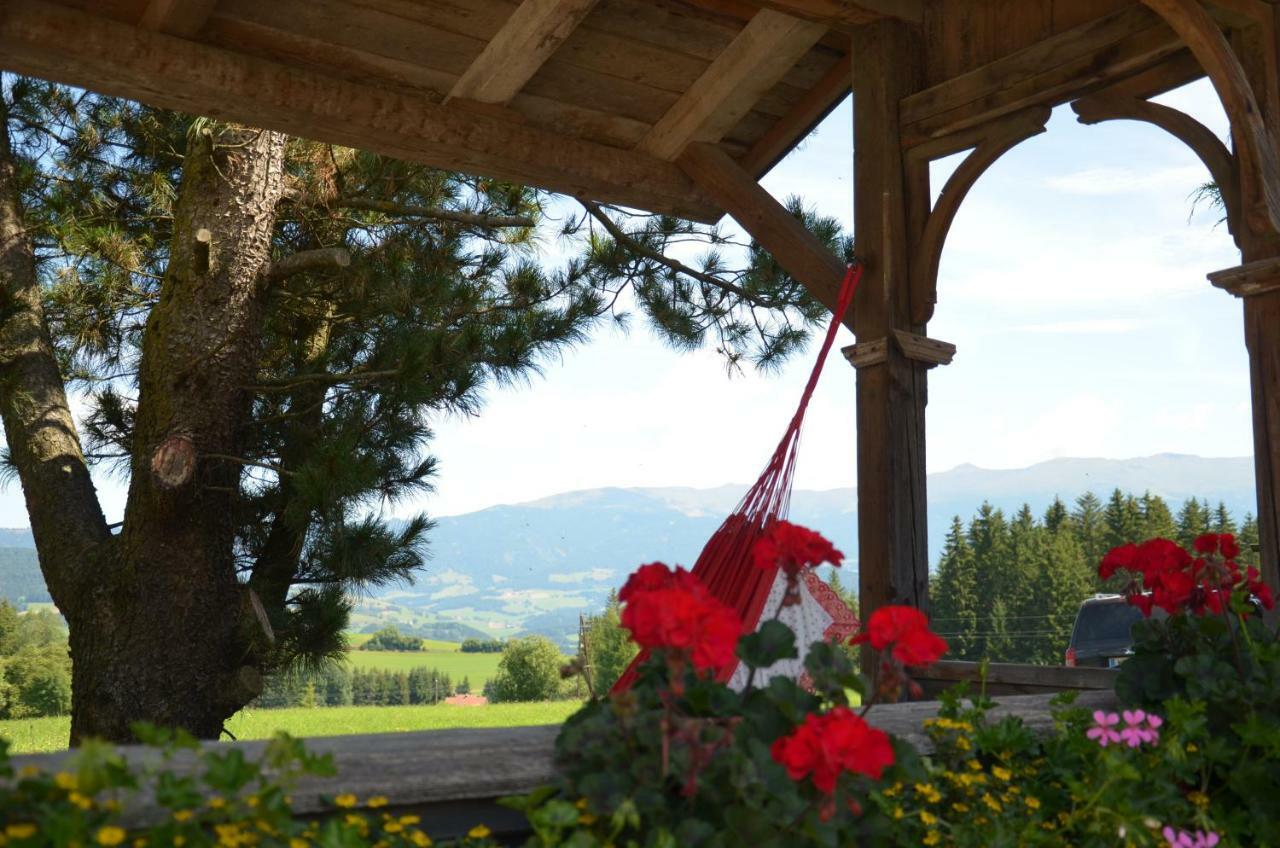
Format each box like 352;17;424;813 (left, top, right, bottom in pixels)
0;454;1258;647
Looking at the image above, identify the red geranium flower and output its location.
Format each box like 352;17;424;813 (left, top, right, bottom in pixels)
618;562;742;673
850;605;947;667
770;706;894;794
1098;534;1273;617
753;520;844;577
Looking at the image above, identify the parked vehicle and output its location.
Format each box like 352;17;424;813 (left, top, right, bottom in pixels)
1064;594;1148;668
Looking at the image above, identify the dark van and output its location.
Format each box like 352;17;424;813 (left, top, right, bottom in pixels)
1064;594;1149;668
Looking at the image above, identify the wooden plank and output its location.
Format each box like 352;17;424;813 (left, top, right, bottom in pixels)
1143;0;1280;234
1243;289;1280;597
7;691;1118;835
903;5;1182;147
677;142;848;316
641;9;827;159
139;0;217;36
740;50;851;176
918;661;1120;690
448;0;600;104
0;0;722;222
752;0;923;26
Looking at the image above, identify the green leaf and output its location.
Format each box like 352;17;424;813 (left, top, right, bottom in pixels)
737;621;798;670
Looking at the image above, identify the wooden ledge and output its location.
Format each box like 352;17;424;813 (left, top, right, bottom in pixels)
842;331;956;369
1209;257;1280;297
8;690;1115;837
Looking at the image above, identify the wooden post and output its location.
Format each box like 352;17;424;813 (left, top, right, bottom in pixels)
849;20;951;662
1210;260;1280;595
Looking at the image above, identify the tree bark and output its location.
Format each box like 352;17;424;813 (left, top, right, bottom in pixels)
0;99;111;620
65;125;288;743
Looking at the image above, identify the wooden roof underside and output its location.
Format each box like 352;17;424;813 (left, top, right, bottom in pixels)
0;0;1209;226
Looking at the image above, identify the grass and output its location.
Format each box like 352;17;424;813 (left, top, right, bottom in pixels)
0;701;581;755
346;648;504;682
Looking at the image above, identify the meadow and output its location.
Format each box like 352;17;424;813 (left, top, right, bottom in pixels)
0;701;580;755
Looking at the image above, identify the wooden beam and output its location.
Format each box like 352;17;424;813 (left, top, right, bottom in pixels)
139;0;218;37
677;142;847;318
901;5;1183;147
740;51;851;177
0;0;722;223
641;9;827;160
1142;0;1280;233
679;0;922;28
448;0;600;105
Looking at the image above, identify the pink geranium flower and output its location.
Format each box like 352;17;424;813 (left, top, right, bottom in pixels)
1086;711;1122;747
1162;826;1220;847
1119;709;1163;748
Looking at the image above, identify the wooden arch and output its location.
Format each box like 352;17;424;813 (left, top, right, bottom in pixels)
1072;92;1241;242
907;107;1052;326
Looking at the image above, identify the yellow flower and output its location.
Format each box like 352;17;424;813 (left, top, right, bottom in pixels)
575;798;589;810
952;802;969;813
5;825;36;840
965;760;981;771
409;833;433;848
97;827;128;847
368;796;388;808
17;766;39;778
892;807;905;820
172;811;194;823
174;837;186;847
914;783;942;804
1188;791;1209;808
468;825;492;840
398;816;421;826
1186;743;1198;753
920;811;938;826
384;823;404;834
1025;796;1042;810
133;840;147;848
955;736;972;751
923;832;941;846
290;840;308;848
69;791;94;810
981;793;1002;812
246;796;259;808
992;766;1012;782
208;797;226;810
54;771;78;790
334;794;358;809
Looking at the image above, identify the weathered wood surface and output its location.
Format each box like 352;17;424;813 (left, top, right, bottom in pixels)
0;0;722;223
916;661;1120;698
7;690;1117;837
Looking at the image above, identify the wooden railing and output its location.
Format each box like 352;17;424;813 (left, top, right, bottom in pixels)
915;661;1119;697
8;689;1117;842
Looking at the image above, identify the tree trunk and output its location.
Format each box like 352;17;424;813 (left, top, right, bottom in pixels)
64;125;288;743
0;98;111;631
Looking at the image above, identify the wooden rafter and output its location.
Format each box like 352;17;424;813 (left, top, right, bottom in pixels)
139;0;218;37
908;107;1052;326
900;5;1183;147
448;0;600;105
1142;0;1280;233
677;142;848;320
1073;92;1240;238
640;9;827;160
679;0;922;28
740;51;851;177
0;0;721;223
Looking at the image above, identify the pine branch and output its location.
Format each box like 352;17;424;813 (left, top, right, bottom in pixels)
579;200;782;310
283;189;536;228
266;247;352;281
249;368;402;392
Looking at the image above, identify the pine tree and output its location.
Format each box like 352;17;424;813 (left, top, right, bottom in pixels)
931;517;980;660
1043;497;1069;534
1239;514;1261;568
1138;492;1176;540
1071;492;1107;569
1211;502;1237;535
1176;499;1212;548
0;79;846;740
1103;489;1145;551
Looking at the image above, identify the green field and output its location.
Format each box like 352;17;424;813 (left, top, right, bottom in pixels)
347;648;504;681
1;701;580;755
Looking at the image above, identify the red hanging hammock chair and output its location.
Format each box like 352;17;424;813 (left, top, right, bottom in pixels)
614;263;864;691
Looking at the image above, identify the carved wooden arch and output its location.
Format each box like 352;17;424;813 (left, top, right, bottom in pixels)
1072;92;1241;241
1141;0;1280;234
908;107;1052;325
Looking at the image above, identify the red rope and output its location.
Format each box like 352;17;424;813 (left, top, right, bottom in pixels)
613;263;863;690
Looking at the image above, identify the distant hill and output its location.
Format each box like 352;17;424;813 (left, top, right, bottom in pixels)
0;546;48;604
0;454;1259;648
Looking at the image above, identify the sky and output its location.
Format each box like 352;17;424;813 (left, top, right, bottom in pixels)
0;79;1256;526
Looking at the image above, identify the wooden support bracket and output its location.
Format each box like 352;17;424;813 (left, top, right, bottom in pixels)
1209;256;1280;295
1142;0;1280;233
1073;92;1241;239
842;332;955;370
908;107;1051;325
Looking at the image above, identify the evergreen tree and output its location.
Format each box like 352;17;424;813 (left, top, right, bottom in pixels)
457;676;471;695
1043;497;1069;534
1138;492;1176;540
1103;489;1145;551
1240;514;1261;567
931;517;980;660
1211;502;1237;535
1071;492;1107;568
985;598;1015;663
0;79;844;740
583;592;637;695
1176;499;1212;548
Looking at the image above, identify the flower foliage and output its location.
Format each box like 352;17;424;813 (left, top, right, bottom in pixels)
1100;533;1273;617
617;563;742;674
853;605;949;668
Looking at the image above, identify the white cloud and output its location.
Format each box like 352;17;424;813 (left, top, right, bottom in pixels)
1044;165;1210;195
1010;318;1146;334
